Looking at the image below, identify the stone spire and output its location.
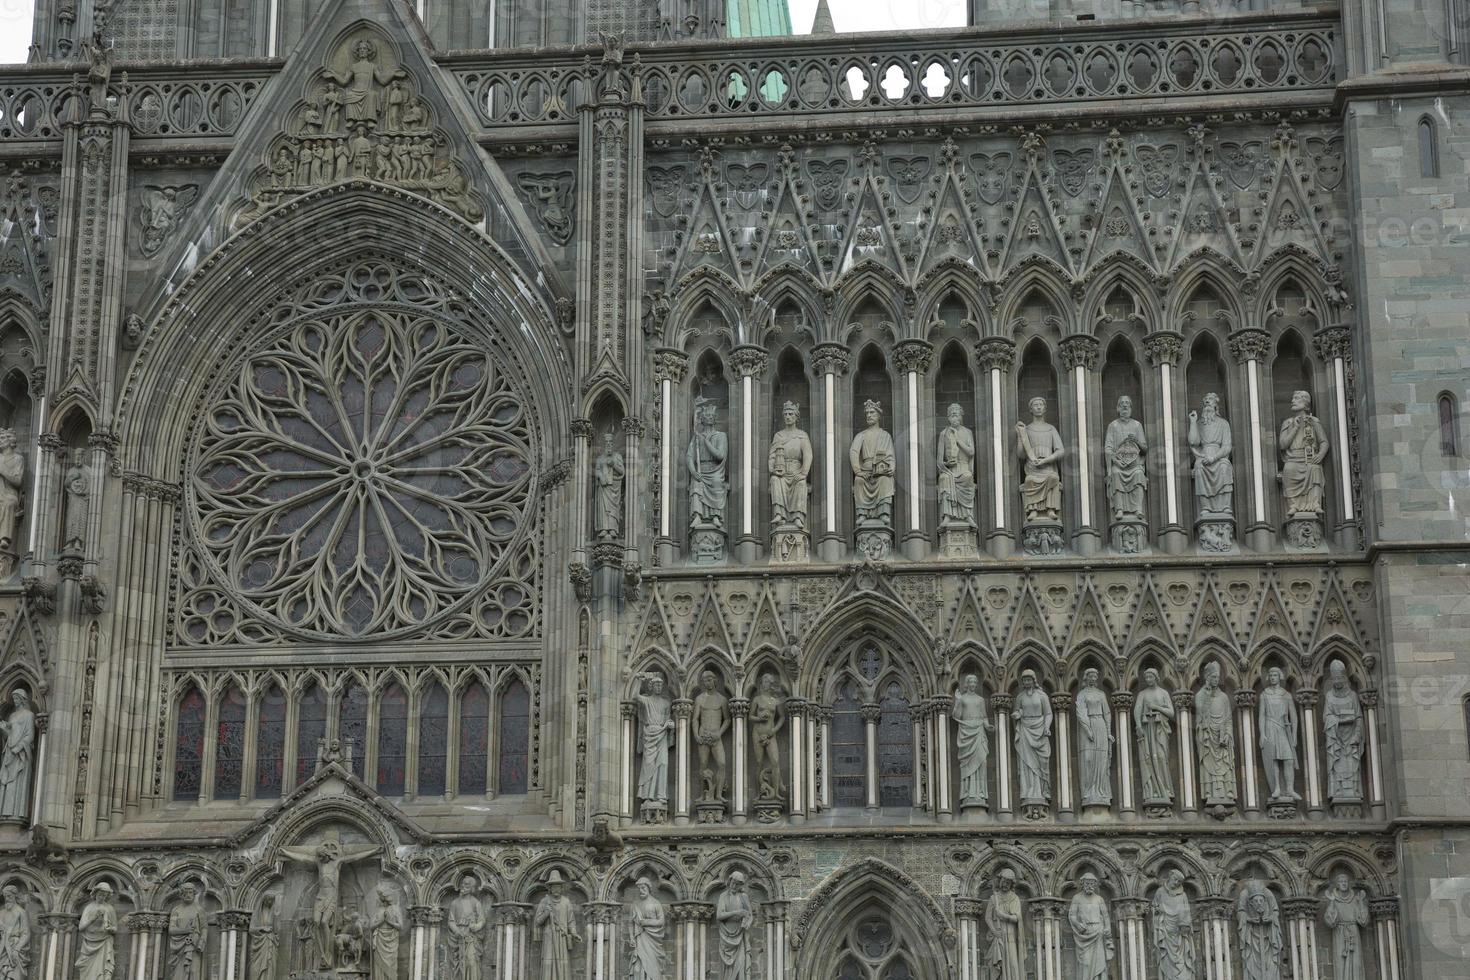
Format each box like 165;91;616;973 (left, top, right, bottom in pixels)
809;0;835;33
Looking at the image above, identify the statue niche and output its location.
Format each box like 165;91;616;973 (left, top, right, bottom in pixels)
279;827;384;980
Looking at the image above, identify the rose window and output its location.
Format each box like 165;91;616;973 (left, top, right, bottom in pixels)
189;308;534;639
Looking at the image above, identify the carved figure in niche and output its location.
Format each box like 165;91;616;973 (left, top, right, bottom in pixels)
715;871;753;980
850;399;895;527
1257;668;1300;804
0;884;29;980
768;402;812;529
1017;397;1064;525
985;869;1025;980
1278;391;1328;516
1068;873;1114;980
1134;668;1176;811
62;457;91;552
75;882;117;980
1188;393;1234;549
1322;872;1368;980
937;403;977;525
335;913;364;971
693;671;730;804
248;894;279;980
749;674;787;803
593;431;625;541
1322;660;1364;805
1074;669;1113;809
625;878;667;980
0;690;34;823
0;431;22;579
1236;878;1282;980
633;672;674;822
369;885;401;980
320;82;342;132
280;832;382;970
166;880;208;980
532;871;580;980
384;80;409;131
687;396;728;562
323;40;405;129
1105;396;1148;550
952;674;993;810
1152;870;1197;980
1193;663;1237;816
1013;670;1053;814
445;876;485;980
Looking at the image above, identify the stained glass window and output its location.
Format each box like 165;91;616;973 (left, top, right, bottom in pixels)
338;681;369;781
174;685;206;801
878;683;913;807
256;682;287;799
213;684;247;800
497;677;530;794
458;681;490;796
830;682;866;807
377;683;409;796
417;683;449;797
296;681;327;786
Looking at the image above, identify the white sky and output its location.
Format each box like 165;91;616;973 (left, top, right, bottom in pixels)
1;0;34;63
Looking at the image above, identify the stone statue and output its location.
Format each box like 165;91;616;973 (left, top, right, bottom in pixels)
1257;668;1300;805
850;398;895;525
1105;396;1148;551
1152;870;1197;980
75;882;117;980
0;690;34;823
749;674;786;803
984;869;1025;980
687;396;728;560
1016;396;1064;525
1068;873;1114;980
322;40;405;128
1278;390;1328;516
1322;660;1364;806
633;673;674;821
166;880;208;980
768;401;812;529
1322;872;1368;980
63;458;91;552
952;674;993;810
714;871;753;980
532;871;579;980
1193;663;1237;816
0;884;29;980
334;912;364;971
248;894;279;980
0;430;24;577
1074;668;1113;809
625;878;666;980
280;833;382;970
369;885;401;980
1237;878;1283;980
937;403;977;525
1013;670;1053;813
1188;393;1235;551
1134;668;1176;811
593;431;625;540
445;876;485;980
692;670;730;804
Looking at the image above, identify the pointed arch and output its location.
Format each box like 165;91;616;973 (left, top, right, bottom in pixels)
1080;254;1162;334
799;593;936;699
496;673;531;795
997;266;1074;337
1167;251;1246;330
793;859;952;977
456;676;490;797
914;262;989;332
173;681;207;802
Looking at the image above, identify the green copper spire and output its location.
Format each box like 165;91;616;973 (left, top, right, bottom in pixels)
726;0;793;37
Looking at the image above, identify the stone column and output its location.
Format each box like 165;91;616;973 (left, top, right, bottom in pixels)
894;339;934;560
911;700;929;812
954;898;984;980
929;696;953;822
728;697;749;824
976;338;1017;558
672;697;694;825
811;343;850;563
1174;690;1198;819
1369;898;1402;980
126;911;167;980
815;705;833;810
1060;334;1101;555
860;702;882;811
786;697;808;823
992;693;1014;821
37;913;77;980
671;902;712;980
29;711;49;828
1235;690;1260;818
761;901;788;980
808;705;826;815
1028;898;1065;980
1143;329;1187;553
1313;324;1358;548
1361;689;1385;819
1198;898;1235;980
620;416;646;563
409;906;444;980
217;911;250;980
491;903;530;980
1228;328;1273;551
1283;898;1322;980
1114;899;1148;980
1296;688;1324;819
1051;692;1075;821
583;902;621;980
652;348;689;565
731;344;768;562
570;417;595;564
619;701;636;826
1112;691;1136;817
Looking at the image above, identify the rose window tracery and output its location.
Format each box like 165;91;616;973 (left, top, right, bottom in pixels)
189;305;535;640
